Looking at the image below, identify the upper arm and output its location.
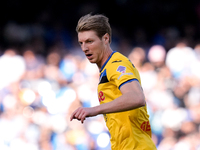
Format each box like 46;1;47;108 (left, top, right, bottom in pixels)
107;58;144;103
120;80;146;105
120;80;143;94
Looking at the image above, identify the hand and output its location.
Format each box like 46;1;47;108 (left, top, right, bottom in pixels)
70;107;97;123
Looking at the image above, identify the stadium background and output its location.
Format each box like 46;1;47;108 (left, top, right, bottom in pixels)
0;0;200;149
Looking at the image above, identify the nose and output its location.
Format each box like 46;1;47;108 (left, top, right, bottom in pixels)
81;43;88;52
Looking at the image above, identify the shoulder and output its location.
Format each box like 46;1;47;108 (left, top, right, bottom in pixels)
106;53;134;76
108;52;133;69
108;52;129;65
111;52;128;61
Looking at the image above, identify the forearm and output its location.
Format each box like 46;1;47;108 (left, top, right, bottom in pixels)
70;81;146;123
95;91;146;115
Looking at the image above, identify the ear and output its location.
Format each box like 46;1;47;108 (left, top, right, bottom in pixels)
103;33;110;43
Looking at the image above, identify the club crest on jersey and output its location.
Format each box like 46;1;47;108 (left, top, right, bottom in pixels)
117;66;126;73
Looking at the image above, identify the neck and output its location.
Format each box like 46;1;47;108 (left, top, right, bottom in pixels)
97;48;113;70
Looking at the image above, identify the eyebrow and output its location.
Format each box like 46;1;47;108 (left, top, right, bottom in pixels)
79;38;93;43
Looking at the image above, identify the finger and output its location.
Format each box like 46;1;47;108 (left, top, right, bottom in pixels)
80;112;86;123
81;113;86;123
81;118;85;124
70;110;77;121
70;114;76;121
70;115;74;121
73;108;86;123
75;109;83;120
70;108;80;121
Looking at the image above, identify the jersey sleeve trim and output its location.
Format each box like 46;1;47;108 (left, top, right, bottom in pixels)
119;78;139;89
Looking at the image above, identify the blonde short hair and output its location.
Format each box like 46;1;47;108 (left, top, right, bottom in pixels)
76;13;112;43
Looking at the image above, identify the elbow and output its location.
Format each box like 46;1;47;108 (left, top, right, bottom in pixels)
127;92;146;109
140;99;146;107
138;95;146;107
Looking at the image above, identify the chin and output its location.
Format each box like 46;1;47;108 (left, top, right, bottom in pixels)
89;60;96;64
87;58;95;63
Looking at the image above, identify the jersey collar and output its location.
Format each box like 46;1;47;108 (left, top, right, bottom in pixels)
100;51;116;72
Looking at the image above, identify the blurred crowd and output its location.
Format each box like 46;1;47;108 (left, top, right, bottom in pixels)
0;20;200;150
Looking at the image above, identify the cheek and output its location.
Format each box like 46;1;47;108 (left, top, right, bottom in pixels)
90;44;100;54
90;42;103;55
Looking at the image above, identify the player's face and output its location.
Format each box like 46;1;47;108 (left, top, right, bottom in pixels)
78;30;106;66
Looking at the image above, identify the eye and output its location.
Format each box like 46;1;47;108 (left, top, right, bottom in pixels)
86;40;93;44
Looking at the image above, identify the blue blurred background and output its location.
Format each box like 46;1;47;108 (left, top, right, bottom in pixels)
0;0;200;149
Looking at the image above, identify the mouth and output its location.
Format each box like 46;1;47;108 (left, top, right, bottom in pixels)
86;53;93;59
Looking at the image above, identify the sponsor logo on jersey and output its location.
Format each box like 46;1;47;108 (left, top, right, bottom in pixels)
117;66;133;80
118;73;133;80
117;66;126;73
140;121;151;132
112;60;122;63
